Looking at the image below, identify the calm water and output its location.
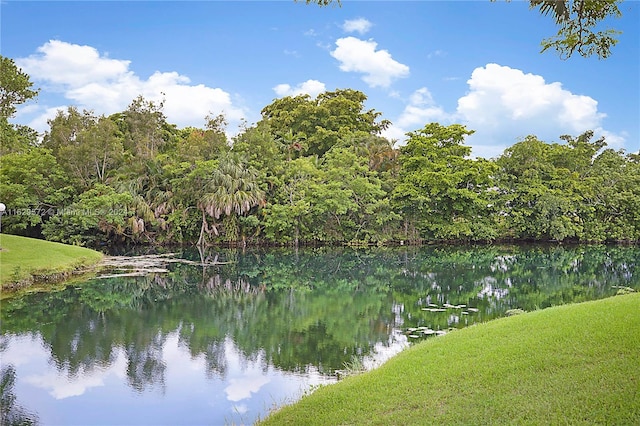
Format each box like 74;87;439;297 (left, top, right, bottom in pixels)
1;245;638;425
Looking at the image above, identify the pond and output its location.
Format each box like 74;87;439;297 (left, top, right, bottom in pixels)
1;244;638;425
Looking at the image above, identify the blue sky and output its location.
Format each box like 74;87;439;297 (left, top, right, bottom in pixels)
2;1;639;158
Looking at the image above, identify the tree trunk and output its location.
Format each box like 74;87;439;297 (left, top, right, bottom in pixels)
197;209;207;247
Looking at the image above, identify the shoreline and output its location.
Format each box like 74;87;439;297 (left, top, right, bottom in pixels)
258;293;640;425
0;234;104;294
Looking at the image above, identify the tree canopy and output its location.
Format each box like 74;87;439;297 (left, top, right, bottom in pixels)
0;55;40;155
0;55;39;119
2;64;638;246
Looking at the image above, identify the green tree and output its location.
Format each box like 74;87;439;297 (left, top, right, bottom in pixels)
231;121;285;199
314;147;398;243
259;89;389;158
112;157;177;244
43;107;124;189
111;96;175;160
349;133;400;175
0;55;40;155
393;123;498;242
175;114;230;162
101;97;182;244
0;148;72;235
580;148;640;241
196;155;265;246
304;0;624;59
263;147;397;245
0;119;39;155
262;157;321;245
167;160;216;244
495;135;584;241
41;184;133;246
0;55;39;119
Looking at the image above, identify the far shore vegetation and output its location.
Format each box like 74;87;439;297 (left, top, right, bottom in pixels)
259;293;640;425
0;234;103;292
2;56;639;250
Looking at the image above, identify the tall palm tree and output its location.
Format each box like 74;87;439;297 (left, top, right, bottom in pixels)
197;155;265;247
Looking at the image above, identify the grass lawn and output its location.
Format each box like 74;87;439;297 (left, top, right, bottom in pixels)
0;234;103;290
260;293;640;425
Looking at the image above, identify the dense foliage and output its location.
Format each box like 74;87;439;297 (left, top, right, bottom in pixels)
1;58;639;246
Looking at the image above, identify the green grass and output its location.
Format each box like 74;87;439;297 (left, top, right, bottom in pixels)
260;293;640;425
0;234;103;290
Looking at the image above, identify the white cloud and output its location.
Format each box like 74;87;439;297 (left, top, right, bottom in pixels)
342;18;372;35
427;50;444;59
17;40;131;87
456;63;618;157
385;64;623;158
381;125;408;146
23;105;69;134
388;90;401;99
12;103;41;118
273;79;326;98
15;40;246;133
26;371;106;399
397;88;451;129
382;87;451;144
457;63;605;133
330;37;409;88
596;128;626;149
409;87;434;106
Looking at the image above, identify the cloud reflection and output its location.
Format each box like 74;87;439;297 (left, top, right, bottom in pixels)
225;374;271;402
223;339;272;402
24;353;127;399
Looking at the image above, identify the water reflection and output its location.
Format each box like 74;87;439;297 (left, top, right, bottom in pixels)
1;364;39;425
1;333;333;425
1;245;638;425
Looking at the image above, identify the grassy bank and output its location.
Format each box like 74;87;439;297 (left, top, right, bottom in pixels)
0;234;103;291
260;293;640;425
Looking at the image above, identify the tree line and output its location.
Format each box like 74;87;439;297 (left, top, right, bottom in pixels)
2;57;639;246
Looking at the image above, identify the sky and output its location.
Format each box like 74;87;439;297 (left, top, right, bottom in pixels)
2;0;639;159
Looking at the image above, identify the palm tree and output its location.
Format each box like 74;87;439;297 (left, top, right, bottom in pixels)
197;155;265;247
531;0;570;24
115;159;173;243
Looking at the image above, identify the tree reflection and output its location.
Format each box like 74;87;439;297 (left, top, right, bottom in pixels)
0;245;638;393
125;334;167;393
1;365;39;426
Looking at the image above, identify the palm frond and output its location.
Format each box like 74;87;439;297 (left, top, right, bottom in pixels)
531;0;570;24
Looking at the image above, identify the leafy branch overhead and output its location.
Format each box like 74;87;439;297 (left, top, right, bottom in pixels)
530;0;622;59
304;0;624;59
